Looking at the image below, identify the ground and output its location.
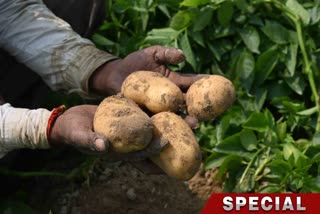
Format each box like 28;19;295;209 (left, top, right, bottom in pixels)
59;159;222;214
0;150;222;214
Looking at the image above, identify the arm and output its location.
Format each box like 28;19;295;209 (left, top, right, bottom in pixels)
0;0;199;160
0;0;202;98
0;0;118;97
0;103;165;159
0;103;111;158
0;103;50;158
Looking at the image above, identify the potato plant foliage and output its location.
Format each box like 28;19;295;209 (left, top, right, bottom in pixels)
93;0;320;192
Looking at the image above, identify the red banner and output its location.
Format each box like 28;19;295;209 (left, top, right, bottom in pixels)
201;193;320;214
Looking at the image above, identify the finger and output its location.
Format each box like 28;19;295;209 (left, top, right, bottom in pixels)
119;137;169;161
145;45;186;64
144;136;169;155
93;137;109;152
73;130;109;153
180;114;200;129
168;72;208;91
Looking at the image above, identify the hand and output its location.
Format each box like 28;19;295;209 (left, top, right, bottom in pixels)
89;45;204;96
48;105;168;159
49;105;109;153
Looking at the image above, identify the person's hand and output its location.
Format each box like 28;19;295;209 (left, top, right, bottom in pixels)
48;104;198;174
49;105;109;153
89;45;204;96
48;105;169;159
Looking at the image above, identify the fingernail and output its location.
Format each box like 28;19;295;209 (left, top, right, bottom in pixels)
94;138;107;151
177;49;184;54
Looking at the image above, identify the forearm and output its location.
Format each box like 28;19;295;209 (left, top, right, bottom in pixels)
0;0;118;97
0;103;51;158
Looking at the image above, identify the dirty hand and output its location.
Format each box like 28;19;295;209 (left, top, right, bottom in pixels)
89;45;203;96
48;105;109;153
48;105;167;159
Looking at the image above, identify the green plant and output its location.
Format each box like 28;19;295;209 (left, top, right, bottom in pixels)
95;0;320;192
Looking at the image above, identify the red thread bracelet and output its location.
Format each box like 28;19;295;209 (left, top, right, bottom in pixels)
46;105;66;143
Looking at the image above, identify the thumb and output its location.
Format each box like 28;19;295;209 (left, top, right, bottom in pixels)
124;137;169;161
180;114;199;129
74;130;109;153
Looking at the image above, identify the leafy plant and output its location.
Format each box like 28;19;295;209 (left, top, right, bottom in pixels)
95;0;320;192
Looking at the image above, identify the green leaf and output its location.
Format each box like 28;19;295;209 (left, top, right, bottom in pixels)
239;26;260;54
92;34;115;46
267;80;292;99
286;43;298;76
216;155;243;178
113;0;134;13
236;168;255;192
180;0;210;7
192;7;213;32
236;50;255;92
240;130;258;151
237;88;267;113
297;106;318;116
259;184;283;193
243;112;269;132
237;94;257;112
283;142;308;165
180;31;197;70
284;72;306;95
235;0;252;12
255;87;268;111
310;6;320;25
286;0;310;25
205;152;228;169
158;4;171;18
145;28;180;45
295;155;311;170
190;31;205;47
313;132;320;146
277;121;287;142
283;143;297;160
218;2;234;26
255;46;279;85
261;20;291;44
208;39;232;61
216;114;231;143
267;159;291;180
228;106;248;126
170;10;192;30
214;132;251;157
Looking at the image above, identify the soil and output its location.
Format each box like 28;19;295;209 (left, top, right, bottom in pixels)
62;159;222;214
0;150;222;214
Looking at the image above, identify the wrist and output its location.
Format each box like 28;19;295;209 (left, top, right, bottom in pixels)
47;105;66;147
88;59;122;96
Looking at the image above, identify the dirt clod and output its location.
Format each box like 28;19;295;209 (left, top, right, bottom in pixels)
126;188;137;200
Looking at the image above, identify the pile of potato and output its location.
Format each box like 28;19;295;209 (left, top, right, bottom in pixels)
93;71;236;180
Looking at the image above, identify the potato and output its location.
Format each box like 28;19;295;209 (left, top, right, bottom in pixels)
150;112;202;180
93;94;153;153
186;75;236;122
121;71;185;113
